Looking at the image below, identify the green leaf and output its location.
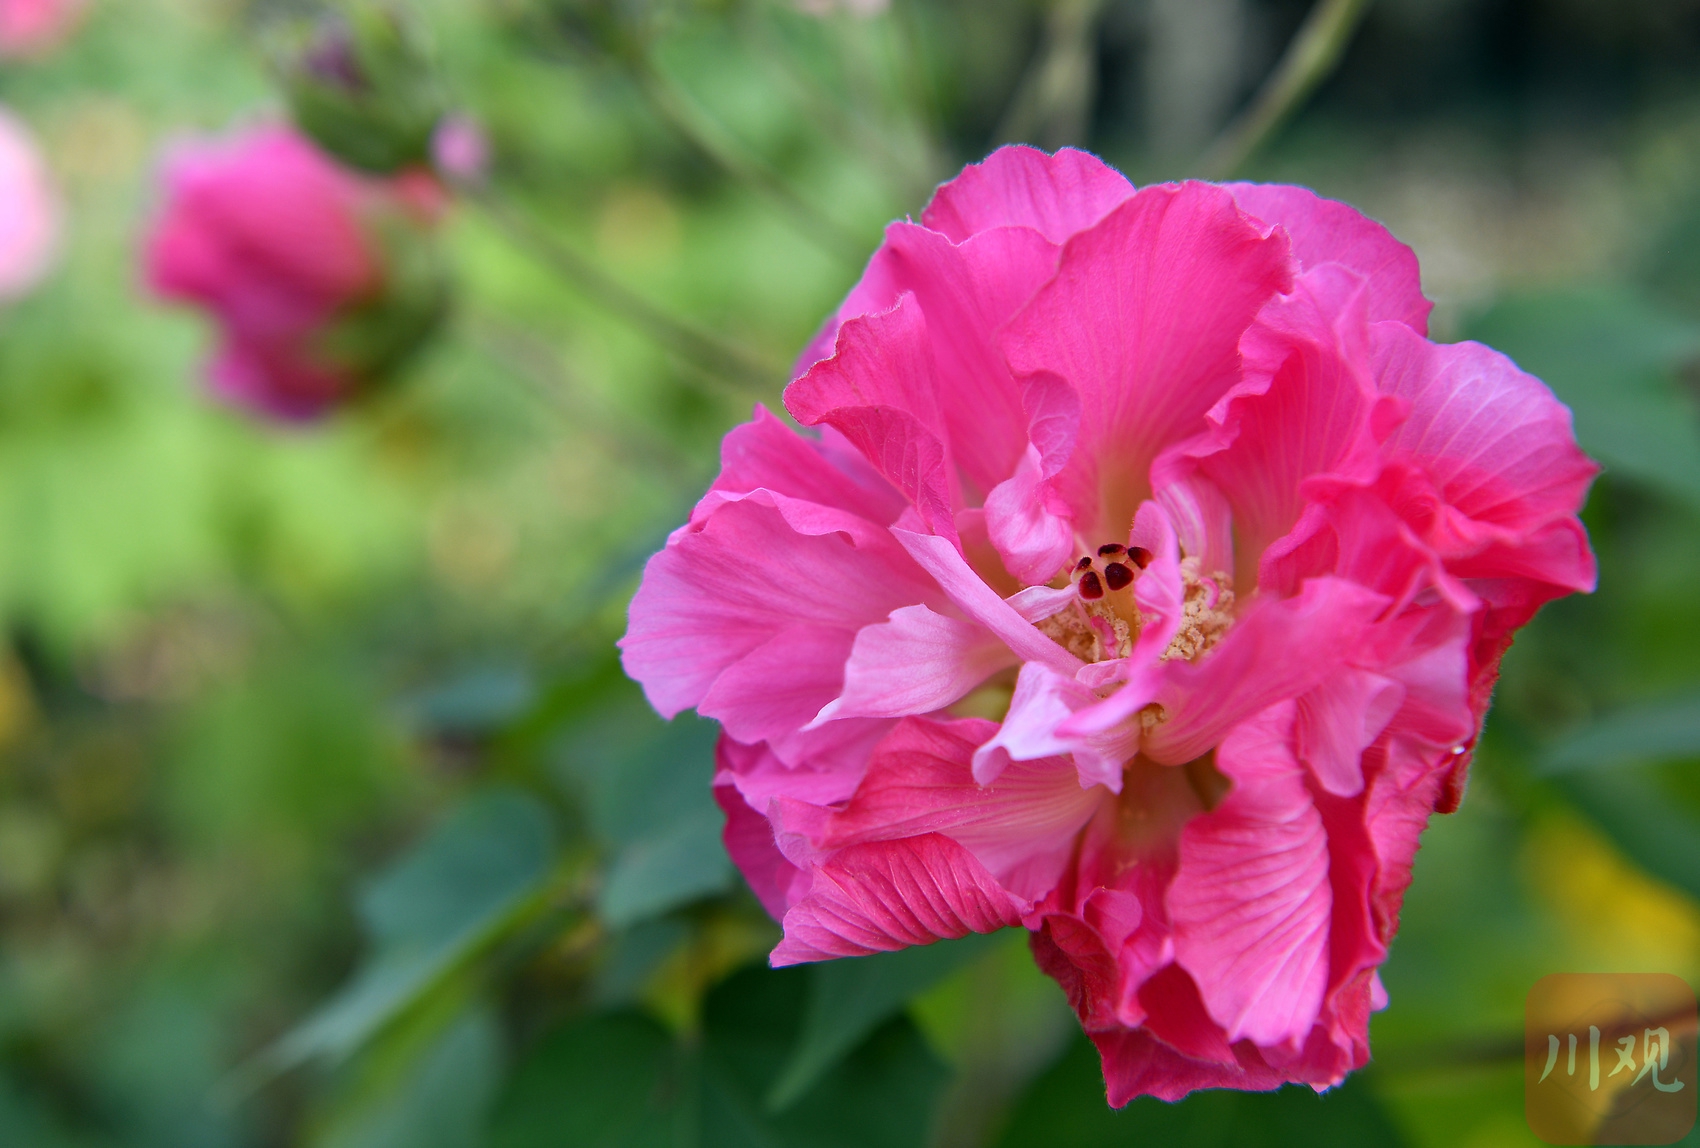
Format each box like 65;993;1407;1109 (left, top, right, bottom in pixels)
491;1012;683;1148
996;1034;1410;1148
267;789;556;1070
317;1009;504;1148
553;702;733;927
490;964;948;1148
1539;693;1700;774
1464;289;1700;506
766;930;1008;1111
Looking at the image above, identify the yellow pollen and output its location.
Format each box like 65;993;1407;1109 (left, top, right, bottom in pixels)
1160;558;1235;662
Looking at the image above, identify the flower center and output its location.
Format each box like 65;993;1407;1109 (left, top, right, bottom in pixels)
1033;543;1235;665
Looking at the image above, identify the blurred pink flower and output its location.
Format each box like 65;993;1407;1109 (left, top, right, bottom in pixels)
620;146;1597;1102
430;113;489;185
144;124;440;421
0;0;84;58
0;107;60;301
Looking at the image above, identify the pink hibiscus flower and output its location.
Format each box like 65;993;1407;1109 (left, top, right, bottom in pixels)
620;146;1596;1103
144;125;445;421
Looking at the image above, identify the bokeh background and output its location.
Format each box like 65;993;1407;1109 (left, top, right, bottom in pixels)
0;0;1698;1145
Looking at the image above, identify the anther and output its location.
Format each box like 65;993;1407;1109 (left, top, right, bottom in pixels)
1103;562;1133;591
1098;543;1125;557
1127;546;1153;569
1076;556;1094;572
1078;571;1104;600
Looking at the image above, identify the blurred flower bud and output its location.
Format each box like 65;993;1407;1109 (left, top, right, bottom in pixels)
0;107;60;301
0;0;85;59
430;112;489;186
143;125;449;422
280;3;445;175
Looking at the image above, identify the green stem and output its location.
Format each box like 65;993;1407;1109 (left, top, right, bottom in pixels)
627;54;872;267
1196;0;1375;179
471;190;783;393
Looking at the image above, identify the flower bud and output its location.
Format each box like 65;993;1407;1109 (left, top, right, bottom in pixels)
143;125;449;422
279;3;445;176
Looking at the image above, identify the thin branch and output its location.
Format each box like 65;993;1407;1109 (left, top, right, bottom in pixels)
1196;0;1374;179
470;189;783;395
737;1;938;208
994;0;1108;150
626;54;872;267
466;312;710;491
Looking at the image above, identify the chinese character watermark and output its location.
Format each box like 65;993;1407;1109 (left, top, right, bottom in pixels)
1526;974;1696;1145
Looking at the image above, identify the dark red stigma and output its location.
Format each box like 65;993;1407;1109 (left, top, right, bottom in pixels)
1097;543;1125;557
1127;546;1153;570
1078;571;1104;600
1103;562;1133;591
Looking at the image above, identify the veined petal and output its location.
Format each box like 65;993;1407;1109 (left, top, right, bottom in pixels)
620;493;936;720
985;443;1076;584
787;295;959;538
1227;183;1432;333
702;624;856;744
1003;182;1294;540
1144;577;1389;765
812;605;1017;724
770;834;1029;965
1295;668;1405;798
715;765;806;921
921;145;1135;244
974;662;1133;789
1170;702;1331;1050
705;405;908;527
794;717;1103;901
1373;321;1599;536
893;528;1084;675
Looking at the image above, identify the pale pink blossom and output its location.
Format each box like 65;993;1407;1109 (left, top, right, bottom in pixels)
621;147;1596;1102
143;125;440;421
0;0;84;59
0;107;60;301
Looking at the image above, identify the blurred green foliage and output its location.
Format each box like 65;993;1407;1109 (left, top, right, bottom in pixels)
0;0;1697;1146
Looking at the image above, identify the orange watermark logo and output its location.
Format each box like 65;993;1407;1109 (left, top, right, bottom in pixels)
1525;974;1697;1145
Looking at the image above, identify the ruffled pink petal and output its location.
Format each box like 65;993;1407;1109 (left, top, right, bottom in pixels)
984;444;1076;584
719;722;892;808
1295;668;1405;797
866;223;1059;494
1227;182;1432;334
921;145;1135;245
715;765;806;921
785;716;1103;901
770;833;1029;965
892;528;1083;675
812;605;1017;723
1156;265;1393;570
704;406;908;527
974;662;1135;789
620;494;938;720
786;295;959;538
1372;321;1598;537
1169;702;1331;1049
1091;1027;1292;1106
1142;577;1390;765
1002;181;1293;540
700;624;856;744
